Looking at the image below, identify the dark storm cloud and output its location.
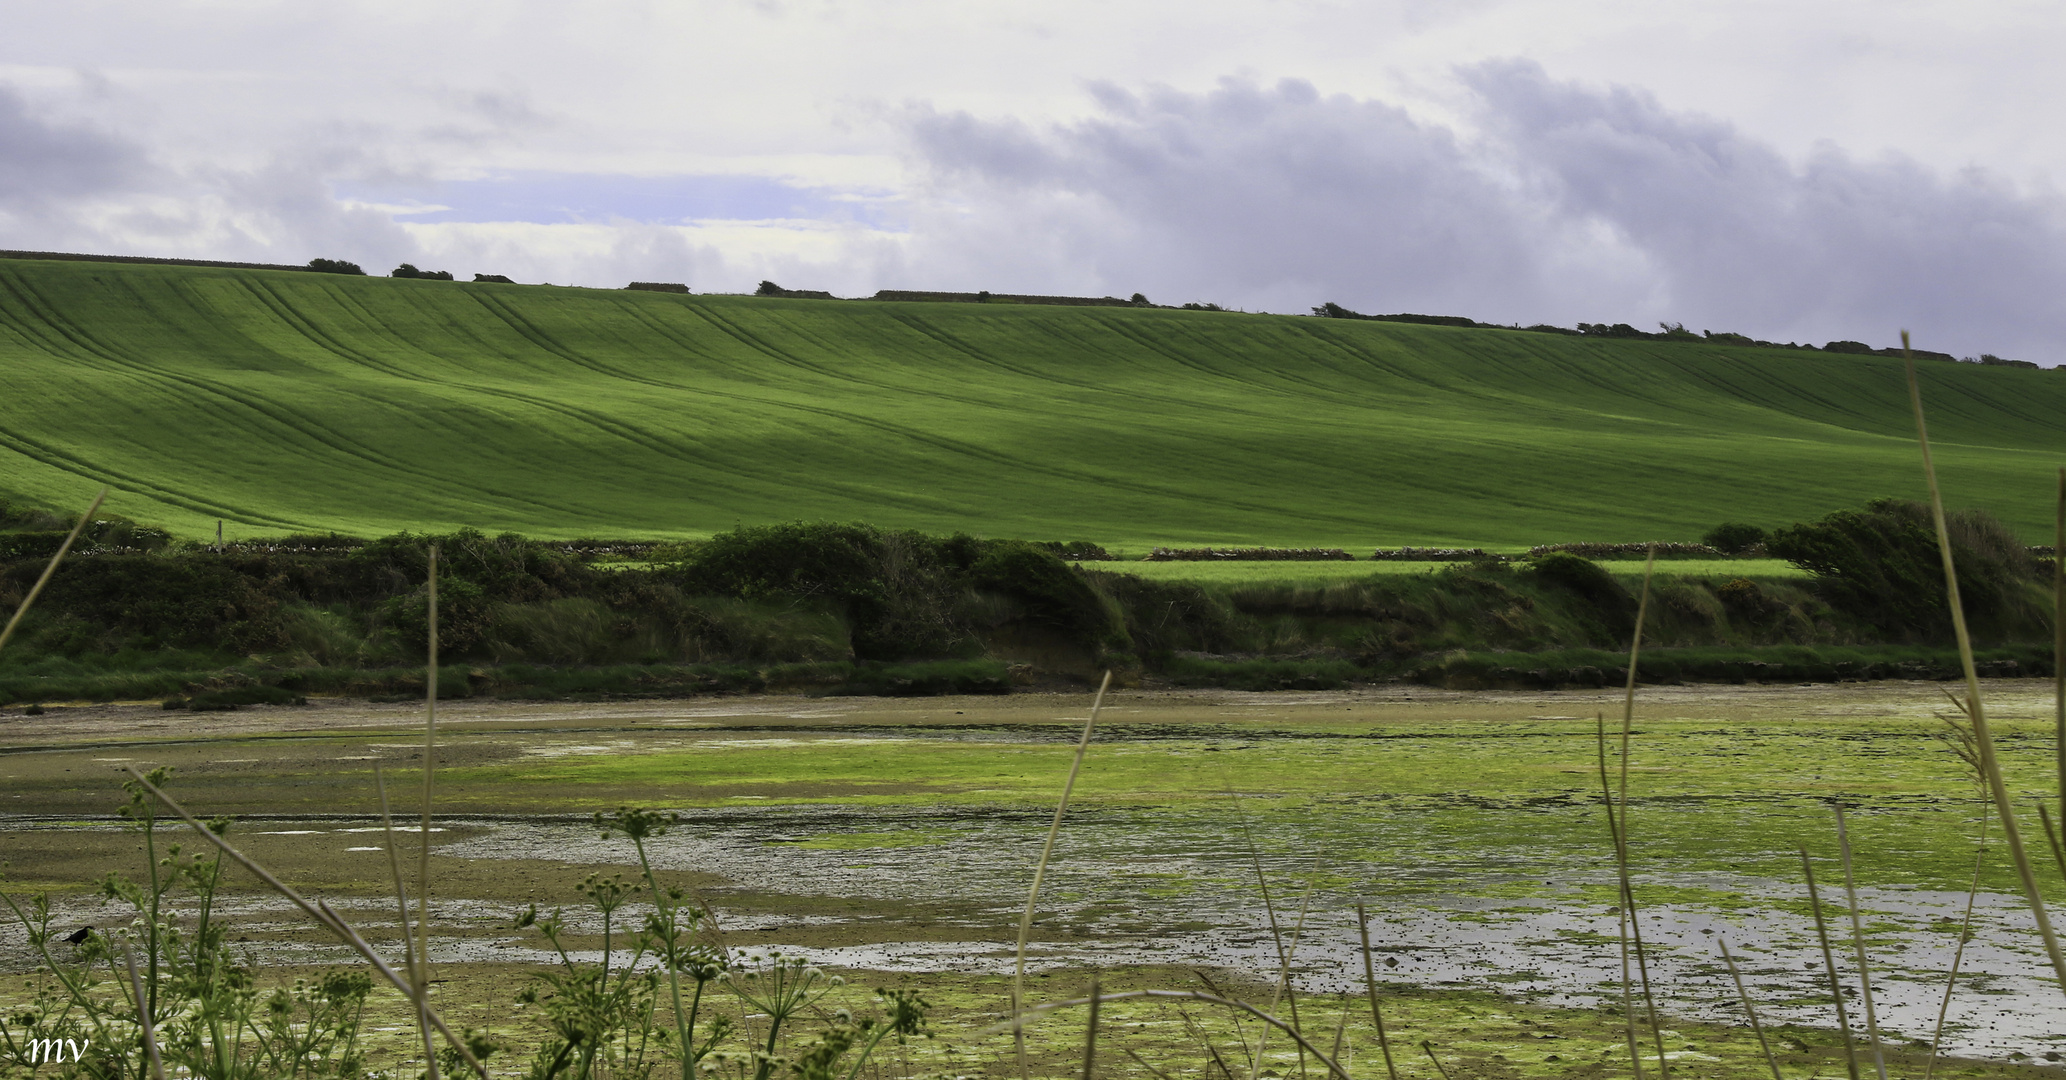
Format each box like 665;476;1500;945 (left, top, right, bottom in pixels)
899;64;2066;361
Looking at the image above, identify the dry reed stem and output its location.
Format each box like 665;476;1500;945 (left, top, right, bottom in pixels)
1354;902;1400;1080
1418;1040;1457;1080
417;547;438;987
1924;817;1988;1080
1619;546;1670;1078
121;766;490;1078
1176;1003;1239;1080
1013;670;1112;1080
1228;788;1299;1080
1834;806;1887;1080
1905;341;2066;993
120;938;166;1080
2055;467;2064;836
2039;805;2066;883
1267;865;1321;1080
1596;713;1643;1080
374;763;416;976
1082;973;1101;1080
1801;846;1861;1080
415;546;441;1080
989;990;1351;1080
0;486;105;654
1716;938;1780;1080
1123;1046;1180;1080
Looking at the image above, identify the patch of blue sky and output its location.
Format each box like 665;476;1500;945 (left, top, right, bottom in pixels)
337;172;905;229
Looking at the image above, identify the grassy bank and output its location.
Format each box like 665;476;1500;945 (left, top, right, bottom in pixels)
5;258;2066;546
0;510;2051;703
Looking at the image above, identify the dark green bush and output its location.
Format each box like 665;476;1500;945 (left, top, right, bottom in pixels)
1702;522;1768;554
307;257;365;275
1766;498;2045;641
12;556;287;652
968;541;1126;650
1523;552;1634;636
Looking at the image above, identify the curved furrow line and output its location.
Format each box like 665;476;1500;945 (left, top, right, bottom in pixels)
872;310;1120;395
464;294;1299;508
236;277;609;518
0;272;297;443
1087;314;1323;399
0;424;311;528
39;273;533;503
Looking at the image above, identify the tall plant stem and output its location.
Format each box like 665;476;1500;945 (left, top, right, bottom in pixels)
1014;671;1112;1080
0;487;105;654
1608;546;1668;1077
1802;847;1862;1080
1924;814;1988;1080
416;546;440;1079
1081;972;1101;1080
122;766;489;1078
2056;467;2064;860
1597;713;1643;1080
1905;341;2066;993
1355;903;1401;1080
1717;938;1781;1080
1834;806;1887;1080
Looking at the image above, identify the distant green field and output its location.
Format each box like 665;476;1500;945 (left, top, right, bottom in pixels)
1101;558;1807;584
3;257;2063;545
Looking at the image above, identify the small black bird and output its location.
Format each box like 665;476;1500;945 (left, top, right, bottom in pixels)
62;926;94;945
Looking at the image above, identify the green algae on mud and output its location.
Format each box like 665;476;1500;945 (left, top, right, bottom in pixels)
6;684;2066;1068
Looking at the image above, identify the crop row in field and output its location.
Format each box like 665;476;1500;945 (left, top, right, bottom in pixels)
4;258;2066;545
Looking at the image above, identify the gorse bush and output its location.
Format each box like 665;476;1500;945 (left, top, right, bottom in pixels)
1767;498;2047;641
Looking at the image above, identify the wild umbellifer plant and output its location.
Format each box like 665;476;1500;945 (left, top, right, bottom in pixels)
506;807;928;1080
1;768;377;1079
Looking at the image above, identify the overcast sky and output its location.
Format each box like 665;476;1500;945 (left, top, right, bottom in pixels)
3;0;2062;360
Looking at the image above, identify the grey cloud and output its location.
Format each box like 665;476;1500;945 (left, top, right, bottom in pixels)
1462;59;2066;359
0;80;420;268
0;84;144;213
898;77;1579;315
895;66;2066;360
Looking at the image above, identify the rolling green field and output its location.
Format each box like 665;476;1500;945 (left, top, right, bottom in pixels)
3;257;2064;546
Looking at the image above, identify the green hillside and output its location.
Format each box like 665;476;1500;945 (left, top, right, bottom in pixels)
1;256;2062;547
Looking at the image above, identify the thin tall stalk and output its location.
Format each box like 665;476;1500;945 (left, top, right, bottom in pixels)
1905;341;2066;992
1597;713;1643;1080
1081;973;1101;1080
122;767;489;1078
1717;938;1780;1080
1354;903;1400;1080
1833;806;1887;1080
1619;547;1670;1078
2055;466;2064;837
1013;671;1112;1080
120;939;167;1080
1418;1041;1457;1080
1801;847;1861;1080
415;546;441;1080
1923;817;1988;1080
0;487;106;654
